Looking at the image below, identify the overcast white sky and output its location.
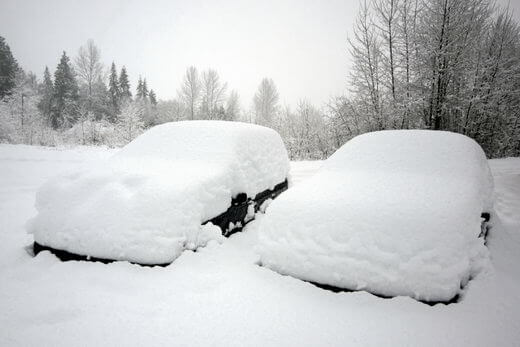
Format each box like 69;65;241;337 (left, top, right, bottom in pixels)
0;0;358;107
1;0;518;107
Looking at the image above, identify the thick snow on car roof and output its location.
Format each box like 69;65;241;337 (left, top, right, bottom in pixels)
29;121;290;264
258;130;494;302
114;121;289;197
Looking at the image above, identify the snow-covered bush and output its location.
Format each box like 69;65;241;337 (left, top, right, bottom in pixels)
115;101;145;145
62;112;114;145
0;100;17;143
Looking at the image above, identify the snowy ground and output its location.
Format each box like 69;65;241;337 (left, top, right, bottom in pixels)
0;144;519;346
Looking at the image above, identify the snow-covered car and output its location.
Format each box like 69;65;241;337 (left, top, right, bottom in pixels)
258;130;494;303
29;121;290;265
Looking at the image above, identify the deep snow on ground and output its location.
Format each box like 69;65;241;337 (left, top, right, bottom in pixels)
0;144;519;346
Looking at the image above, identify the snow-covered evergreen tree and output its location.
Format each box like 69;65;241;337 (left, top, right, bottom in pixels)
119;66;132;101
37;66;53;125
0;36;20;99
149;89;157;106
136;76;150;100
52;51;79;129
108;62;120;120
141;78;149;99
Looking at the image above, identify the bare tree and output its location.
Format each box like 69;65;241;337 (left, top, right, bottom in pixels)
374;0;399;101
75;39;104;97
395;0;420;128
156;99;186;124
464;7;520;156
200;69;227;119
417;0;490;129
225;90;241;121
253;78;279;126
278;100;331;159
178;66;201;120
348;0;385;130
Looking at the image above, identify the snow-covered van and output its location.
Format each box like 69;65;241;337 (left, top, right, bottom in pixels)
258;130;494;303
29;121;290;265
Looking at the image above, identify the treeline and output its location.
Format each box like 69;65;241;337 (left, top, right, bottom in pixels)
0;34;324;157
0;36;271;147
330;0;520;158
0;38;162;146
274;0;520;159
1;0;519;159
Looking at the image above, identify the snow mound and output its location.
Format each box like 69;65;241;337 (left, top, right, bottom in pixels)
258;130;494;302
28;121;290;264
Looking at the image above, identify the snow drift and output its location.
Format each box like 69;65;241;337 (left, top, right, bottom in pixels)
258;130;494;302
28;121;290;264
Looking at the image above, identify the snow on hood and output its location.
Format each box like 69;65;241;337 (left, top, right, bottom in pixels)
28;121;290;264
258;130;494;302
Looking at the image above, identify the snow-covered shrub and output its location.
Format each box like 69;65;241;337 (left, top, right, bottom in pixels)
62;112;120;147
115;101;145;146
0;100;18;143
